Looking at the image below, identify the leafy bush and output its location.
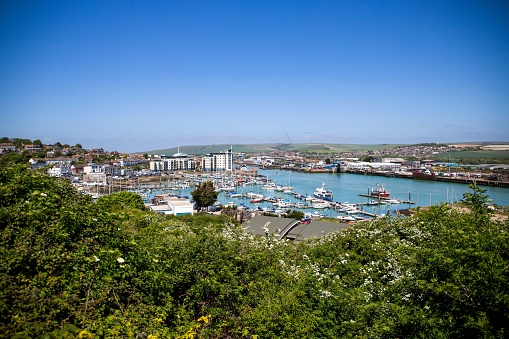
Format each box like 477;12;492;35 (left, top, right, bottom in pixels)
1;165;508;338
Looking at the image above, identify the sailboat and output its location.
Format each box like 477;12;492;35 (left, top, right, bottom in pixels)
282;172;293;193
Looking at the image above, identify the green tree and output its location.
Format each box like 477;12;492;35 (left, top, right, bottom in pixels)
0;152;30;167
74;143;82;149
461;183;493;225
33;139;43;148
190;181;218;210
285;209;304;220
96;191;146;211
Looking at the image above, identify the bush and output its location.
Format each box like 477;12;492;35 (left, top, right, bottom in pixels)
1;165;508;338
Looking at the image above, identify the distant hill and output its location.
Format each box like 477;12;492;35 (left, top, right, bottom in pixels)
140;143;407;156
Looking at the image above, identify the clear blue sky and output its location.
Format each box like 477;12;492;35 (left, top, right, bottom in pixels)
1;0;508;152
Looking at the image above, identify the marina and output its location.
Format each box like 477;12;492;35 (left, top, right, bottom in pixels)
130;168;509;220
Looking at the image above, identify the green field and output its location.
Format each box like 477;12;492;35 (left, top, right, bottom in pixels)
435;150;509;163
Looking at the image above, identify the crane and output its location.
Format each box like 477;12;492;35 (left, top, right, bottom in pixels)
286;132;294;149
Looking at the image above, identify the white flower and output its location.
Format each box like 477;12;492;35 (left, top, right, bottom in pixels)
40;193;47;197
319;290;332;298
117;257;125;264
94;256;100;262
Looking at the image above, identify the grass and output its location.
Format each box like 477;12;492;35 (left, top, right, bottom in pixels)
435;150;509;161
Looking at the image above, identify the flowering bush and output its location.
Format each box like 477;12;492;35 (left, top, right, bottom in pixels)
1;165;508;338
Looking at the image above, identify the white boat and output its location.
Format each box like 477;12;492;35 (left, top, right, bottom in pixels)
313;183;334;201
275;200;293;208
337;215;356;222
312;202;329;209
262;182;277;190
246;192;264;199
311;211;325;218
385;199;400;204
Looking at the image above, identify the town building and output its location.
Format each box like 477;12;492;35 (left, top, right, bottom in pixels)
150;149;199;172
148;194;194;216
201;147;233;172
0;143;16;154
47;163;72;177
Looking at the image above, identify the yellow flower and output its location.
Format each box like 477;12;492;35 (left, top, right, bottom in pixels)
78;330;93;338
197;315;211;324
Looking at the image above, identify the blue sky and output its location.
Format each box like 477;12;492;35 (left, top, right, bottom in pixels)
1;0;508;152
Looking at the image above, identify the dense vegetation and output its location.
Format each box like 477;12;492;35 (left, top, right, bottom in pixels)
1;165;508;338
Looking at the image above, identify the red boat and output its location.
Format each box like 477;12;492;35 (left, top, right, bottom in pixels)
370;183;390;198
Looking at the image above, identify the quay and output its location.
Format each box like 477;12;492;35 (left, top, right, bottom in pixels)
344;169;509;188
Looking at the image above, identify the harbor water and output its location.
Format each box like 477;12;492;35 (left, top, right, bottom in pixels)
146;168;509;219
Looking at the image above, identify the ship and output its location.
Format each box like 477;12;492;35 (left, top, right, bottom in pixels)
313;183;334;201
412;169;436;181
370;183;390;198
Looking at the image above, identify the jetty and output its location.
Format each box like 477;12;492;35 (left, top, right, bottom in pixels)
358;193;414;205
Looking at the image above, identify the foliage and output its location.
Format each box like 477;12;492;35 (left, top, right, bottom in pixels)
284;209;304;220
190;181;218;210
461;183;494;225
1;165;508;338
96;191;146;211
0;151;31;167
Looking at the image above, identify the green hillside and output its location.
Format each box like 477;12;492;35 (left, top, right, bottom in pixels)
143;143;405;155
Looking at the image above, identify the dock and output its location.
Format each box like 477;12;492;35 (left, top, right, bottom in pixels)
358;193;415;205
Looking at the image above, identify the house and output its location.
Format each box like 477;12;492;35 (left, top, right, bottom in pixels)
47;163;72;177
71;164;85;175
167;197;194;216
0;143;16;154
29;158;47;169
148;194;194;216
83;163;104;174
24;144;42;153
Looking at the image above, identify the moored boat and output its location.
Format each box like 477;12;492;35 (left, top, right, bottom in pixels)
313;183;334;201
370;183;390;198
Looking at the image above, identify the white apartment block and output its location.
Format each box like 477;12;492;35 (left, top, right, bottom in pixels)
201;148;233;172
150;153;198;172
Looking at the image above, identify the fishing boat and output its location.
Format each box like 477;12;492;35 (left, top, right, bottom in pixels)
370;183;390;198
313;183;334;201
